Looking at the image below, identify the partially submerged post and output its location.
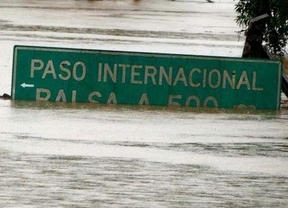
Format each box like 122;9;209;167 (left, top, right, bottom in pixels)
242;14;269;58
0;93;11;100
241;13;288;98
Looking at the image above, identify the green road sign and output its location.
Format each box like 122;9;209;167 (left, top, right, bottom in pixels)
12;45;282;109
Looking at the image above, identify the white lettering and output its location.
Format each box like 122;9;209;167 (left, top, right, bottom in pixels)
98;63;102;82
252;71;263;91
168;95;182;106
31;59;44;78
139;93;150;105
236;71;251;90
72;90;77;102
59;61;71;81
107;93;117;104
36;88;51;101
119;64;130;83
173;67;187;86
131;65;143;84
222;70;235;89
203;68;207;88
55;89;67;102
104;63;117;82
42;60;57;79
189;68;201;87
73;61;86;81
203;96;218;107
208;69;221;89
159;66;172;85
185;95;200;107
88;91;102;103
144;65;157;85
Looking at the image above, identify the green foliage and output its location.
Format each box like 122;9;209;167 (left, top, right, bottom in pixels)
235;0;288;54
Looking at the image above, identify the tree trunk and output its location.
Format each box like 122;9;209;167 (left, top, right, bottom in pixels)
242;22;288;100
242;22;269;59
282;58;288;98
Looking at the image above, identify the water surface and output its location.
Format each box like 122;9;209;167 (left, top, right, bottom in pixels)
0;0;288;207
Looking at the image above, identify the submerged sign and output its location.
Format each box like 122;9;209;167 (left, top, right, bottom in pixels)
12;45;282;109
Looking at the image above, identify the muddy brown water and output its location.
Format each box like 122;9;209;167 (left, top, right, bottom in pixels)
0;0;288;207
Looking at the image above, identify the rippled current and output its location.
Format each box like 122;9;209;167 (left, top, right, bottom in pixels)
0;0;288;207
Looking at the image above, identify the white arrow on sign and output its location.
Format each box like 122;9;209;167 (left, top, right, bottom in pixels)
21;83;35;88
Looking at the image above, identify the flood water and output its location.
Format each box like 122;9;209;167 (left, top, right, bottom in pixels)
1;0;288;207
